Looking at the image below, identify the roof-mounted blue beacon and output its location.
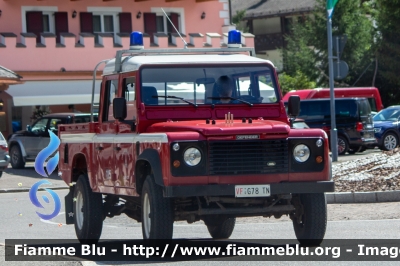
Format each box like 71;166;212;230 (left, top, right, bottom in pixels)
227;30;242;48
130;31;144;50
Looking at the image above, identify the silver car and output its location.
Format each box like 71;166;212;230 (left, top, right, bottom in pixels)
8;113;97;169
0;132;10;177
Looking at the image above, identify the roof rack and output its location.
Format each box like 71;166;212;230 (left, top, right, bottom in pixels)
113;47;256;73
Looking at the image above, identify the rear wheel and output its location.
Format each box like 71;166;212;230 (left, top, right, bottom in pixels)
292;193;327;246
337;136;349;155
141;175;174;239
10;145;25;169
204;215;236;239
74;175;104;244
382;133;398;151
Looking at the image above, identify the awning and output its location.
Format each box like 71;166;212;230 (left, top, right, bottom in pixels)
5;80;101;106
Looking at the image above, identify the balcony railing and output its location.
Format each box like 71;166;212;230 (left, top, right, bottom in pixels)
254;33;285;52
0;32;255;72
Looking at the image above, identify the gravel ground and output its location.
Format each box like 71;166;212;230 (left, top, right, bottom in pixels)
333;148;400;192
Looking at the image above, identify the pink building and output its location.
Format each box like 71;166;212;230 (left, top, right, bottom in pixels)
0;0;254;138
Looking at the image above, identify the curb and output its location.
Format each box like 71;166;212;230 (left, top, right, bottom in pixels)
326;191;400;204
0;186;69;193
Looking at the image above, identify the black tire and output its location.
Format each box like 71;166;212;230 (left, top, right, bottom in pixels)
292;193;327;246
0;171;2;178
337;136;349;155
73;174;104;244
381;132;398;151
359;147;367;152
10;145;25;169
141;175;174;239
204;215;236;239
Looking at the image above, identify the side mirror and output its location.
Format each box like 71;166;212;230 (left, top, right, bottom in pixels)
288;95;300;117
113;97;127;122
26;125;32;132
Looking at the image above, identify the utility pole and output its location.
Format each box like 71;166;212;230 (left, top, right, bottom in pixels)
327;0;339;162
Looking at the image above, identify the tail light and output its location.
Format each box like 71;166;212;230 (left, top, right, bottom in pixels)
356;122;363;132
0;145;8;152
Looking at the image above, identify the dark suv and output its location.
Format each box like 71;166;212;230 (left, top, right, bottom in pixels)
8;113;98;169
293;98;376;155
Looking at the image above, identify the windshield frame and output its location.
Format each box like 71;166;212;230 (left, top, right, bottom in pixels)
138;63;280;107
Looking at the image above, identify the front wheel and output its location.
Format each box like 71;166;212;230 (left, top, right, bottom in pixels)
382;133;398;151
141;175;174;239
204;215;236;239
292;193;327;246
10;145;25;169
74;175;104;244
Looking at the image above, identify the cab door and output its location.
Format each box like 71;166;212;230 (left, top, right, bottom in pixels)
95;76;119;187
114;75;137;190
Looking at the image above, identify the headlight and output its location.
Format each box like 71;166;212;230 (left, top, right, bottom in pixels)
293;144;310;163
183;147;202;166
374;127;382;133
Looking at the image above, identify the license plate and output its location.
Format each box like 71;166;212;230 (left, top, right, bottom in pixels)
235;185;271;197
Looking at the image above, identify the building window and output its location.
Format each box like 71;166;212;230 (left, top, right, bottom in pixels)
80;8;131;44
144;8;184;43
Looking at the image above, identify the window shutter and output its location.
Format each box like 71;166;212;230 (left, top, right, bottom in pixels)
55;12;69;43
169;13;180;33
119;12;132;33
143;13;157;42
80;12;93;33
26;11;43;42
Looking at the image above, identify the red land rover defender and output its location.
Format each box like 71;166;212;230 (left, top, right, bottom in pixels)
58;31;334;245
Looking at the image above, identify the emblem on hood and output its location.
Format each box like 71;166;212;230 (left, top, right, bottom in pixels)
236;135;260;140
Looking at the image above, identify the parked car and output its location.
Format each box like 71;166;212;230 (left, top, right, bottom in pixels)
282;87;384;115
286;98;376;155
7;113;98;169
373;106;400;151
0;132;10;177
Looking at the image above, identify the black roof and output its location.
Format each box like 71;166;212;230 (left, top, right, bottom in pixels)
231;0;317;19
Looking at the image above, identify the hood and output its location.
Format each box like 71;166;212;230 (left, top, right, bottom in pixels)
147;119;290;136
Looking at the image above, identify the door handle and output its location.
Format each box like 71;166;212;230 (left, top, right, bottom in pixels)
95;146;104;151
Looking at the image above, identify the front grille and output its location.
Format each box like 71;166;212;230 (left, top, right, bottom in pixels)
208;140;288;175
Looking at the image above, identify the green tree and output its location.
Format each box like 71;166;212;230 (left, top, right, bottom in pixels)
279;71;317;95
282;0;376;88
232;10;249;32
375;0;400;106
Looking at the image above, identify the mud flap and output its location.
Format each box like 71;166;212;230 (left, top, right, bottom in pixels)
65;186;75;224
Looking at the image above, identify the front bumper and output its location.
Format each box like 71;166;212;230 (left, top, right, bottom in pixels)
0;155;10;170
163;181;335;198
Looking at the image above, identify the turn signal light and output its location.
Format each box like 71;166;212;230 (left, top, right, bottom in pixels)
316;156;323;163
173;160;181;168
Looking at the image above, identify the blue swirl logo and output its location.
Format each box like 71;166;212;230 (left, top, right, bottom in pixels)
34;130;60;177
30;130;62;220
29;180;62;220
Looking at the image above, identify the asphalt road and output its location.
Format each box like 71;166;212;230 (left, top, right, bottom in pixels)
1;189;400;265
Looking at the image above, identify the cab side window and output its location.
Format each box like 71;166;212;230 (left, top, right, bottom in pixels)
102;79;118;122
31;118;49;134
123;77;136;121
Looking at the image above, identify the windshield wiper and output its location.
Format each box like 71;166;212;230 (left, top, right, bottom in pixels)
153;95;198;107
207;97;253;107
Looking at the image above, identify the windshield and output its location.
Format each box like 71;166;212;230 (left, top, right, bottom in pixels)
374;108;400;122
140;65;278;106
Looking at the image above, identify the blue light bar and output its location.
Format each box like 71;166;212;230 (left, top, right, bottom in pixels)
130;31;144;50
227;30;242;48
